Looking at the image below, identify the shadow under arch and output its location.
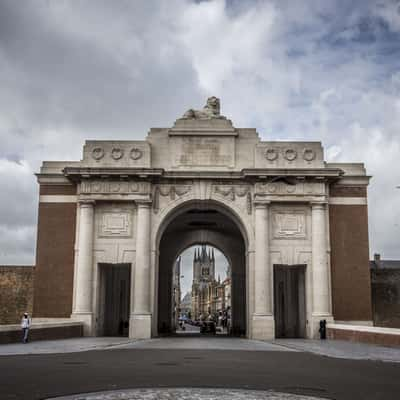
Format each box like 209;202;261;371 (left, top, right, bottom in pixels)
154;198;251;252
155;199;248;337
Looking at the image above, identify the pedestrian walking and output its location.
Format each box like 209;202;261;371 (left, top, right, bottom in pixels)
21;312;31;343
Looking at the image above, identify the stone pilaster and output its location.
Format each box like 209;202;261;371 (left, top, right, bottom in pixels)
71;200;95;335
252;202;275;340
130;200;152;339
311;202;333;337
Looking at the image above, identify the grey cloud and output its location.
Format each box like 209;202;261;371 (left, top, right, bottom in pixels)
0;0;399;264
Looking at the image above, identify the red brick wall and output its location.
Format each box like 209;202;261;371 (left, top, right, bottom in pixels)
330;185;367;198
33;185;77;317
0;266;34;324
39;185;77;195
329;201;372;321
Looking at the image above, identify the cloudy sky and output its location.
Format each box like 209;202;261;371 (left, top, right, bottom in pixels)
0;0;399;266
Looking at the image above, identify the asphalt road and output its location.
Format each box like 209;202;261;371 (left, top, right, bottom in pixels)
0;348;399;400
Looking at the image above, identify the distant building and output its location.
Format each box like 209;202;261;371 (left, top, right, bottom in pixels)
180;291;192;317
172;256;181;330
191;245;231;320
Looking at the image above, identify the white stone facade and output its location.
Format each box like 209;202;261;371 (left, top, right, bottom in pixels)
36;98;370;340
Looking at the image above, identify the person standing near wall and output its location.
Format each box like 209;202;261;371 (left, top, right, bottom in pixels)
21;312;31;343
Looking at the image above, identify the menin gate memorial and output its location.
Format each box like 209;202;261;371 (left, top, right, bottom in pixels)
33;97;372;339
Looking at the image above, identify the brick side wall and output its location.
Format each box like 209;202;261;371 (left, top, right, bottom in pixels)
371;269;400;328
39;185;77;195
33;201;76;317
329;204;372;321
0;266;34;324
330;185;367;198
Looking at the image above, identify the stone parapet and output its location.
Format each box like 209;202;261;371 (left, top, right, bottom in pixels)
327;324;400;347
0;319;83;344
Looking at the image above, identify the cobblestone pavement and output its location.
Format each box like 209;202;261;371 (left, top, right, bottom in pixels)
47;388;325;400
274;339;400;362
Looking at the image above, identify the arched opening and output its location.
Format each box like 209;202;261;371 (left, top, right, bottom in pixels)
172;245;231;335
156;200;247;337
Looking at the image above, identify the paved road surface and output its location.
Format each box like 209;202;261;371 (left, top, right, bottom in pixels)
1;337;399;400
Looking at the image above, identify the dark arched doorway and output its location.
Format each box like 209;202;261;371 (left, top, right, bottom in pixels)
157;202;247;336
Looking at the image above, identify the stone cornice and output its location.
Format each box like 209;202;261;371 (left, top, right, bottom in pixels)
63;167;164;181
334;175;372;186
35;173;74;185
63;167;344;180
242;168;344;180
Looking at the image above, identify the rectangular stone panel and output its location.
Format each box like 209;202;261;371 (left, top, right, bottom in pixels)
170;136;235;168
272;211;307;239
80;180;150;195
99;211;132;237
255;181;325;196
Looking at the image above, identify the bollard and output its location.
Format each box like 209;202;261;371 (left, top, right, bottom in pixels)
319;319;327;340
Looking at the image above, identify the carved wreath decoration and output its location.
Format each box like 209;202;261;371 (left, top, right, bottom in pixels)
303;149;316;161
265;148;278;161
130;148;143;160
92;147;105;160
111;148;124;160
284;149;297;161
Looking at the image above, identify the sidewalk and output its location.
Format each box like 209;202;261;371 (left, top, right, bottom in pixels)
274;339;400;363
0;337;133;355
1;336;400;362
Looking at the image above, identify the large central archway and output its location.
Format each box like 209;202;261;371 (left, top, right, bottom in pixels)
156;200;248;337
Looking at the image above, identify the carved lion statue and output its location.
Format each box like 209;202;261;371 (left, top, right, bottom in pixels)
182;96;225;119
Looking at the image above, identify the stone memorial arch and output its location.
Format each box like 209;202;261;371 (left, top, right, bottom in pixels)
33;97;373;340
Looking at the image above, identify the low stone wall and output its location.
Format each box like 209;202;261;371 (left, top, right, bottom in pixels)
0;266;34;324
0;319;83;344
327;323;400;347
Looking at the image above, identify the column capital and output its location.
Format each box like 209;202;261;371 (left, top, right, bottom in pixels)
135;199;152;208
78;199;95;207
310;201;327;209
253;200;271;209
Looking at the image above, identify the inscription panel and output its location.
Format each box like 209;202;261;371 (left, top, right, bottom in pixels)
99;211;132;237
273;211;306;239
171;136;235;168
80;181;150;195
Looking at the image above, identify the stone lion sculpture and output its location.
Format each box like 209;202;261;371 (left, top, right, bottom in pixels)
182;96;225;119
